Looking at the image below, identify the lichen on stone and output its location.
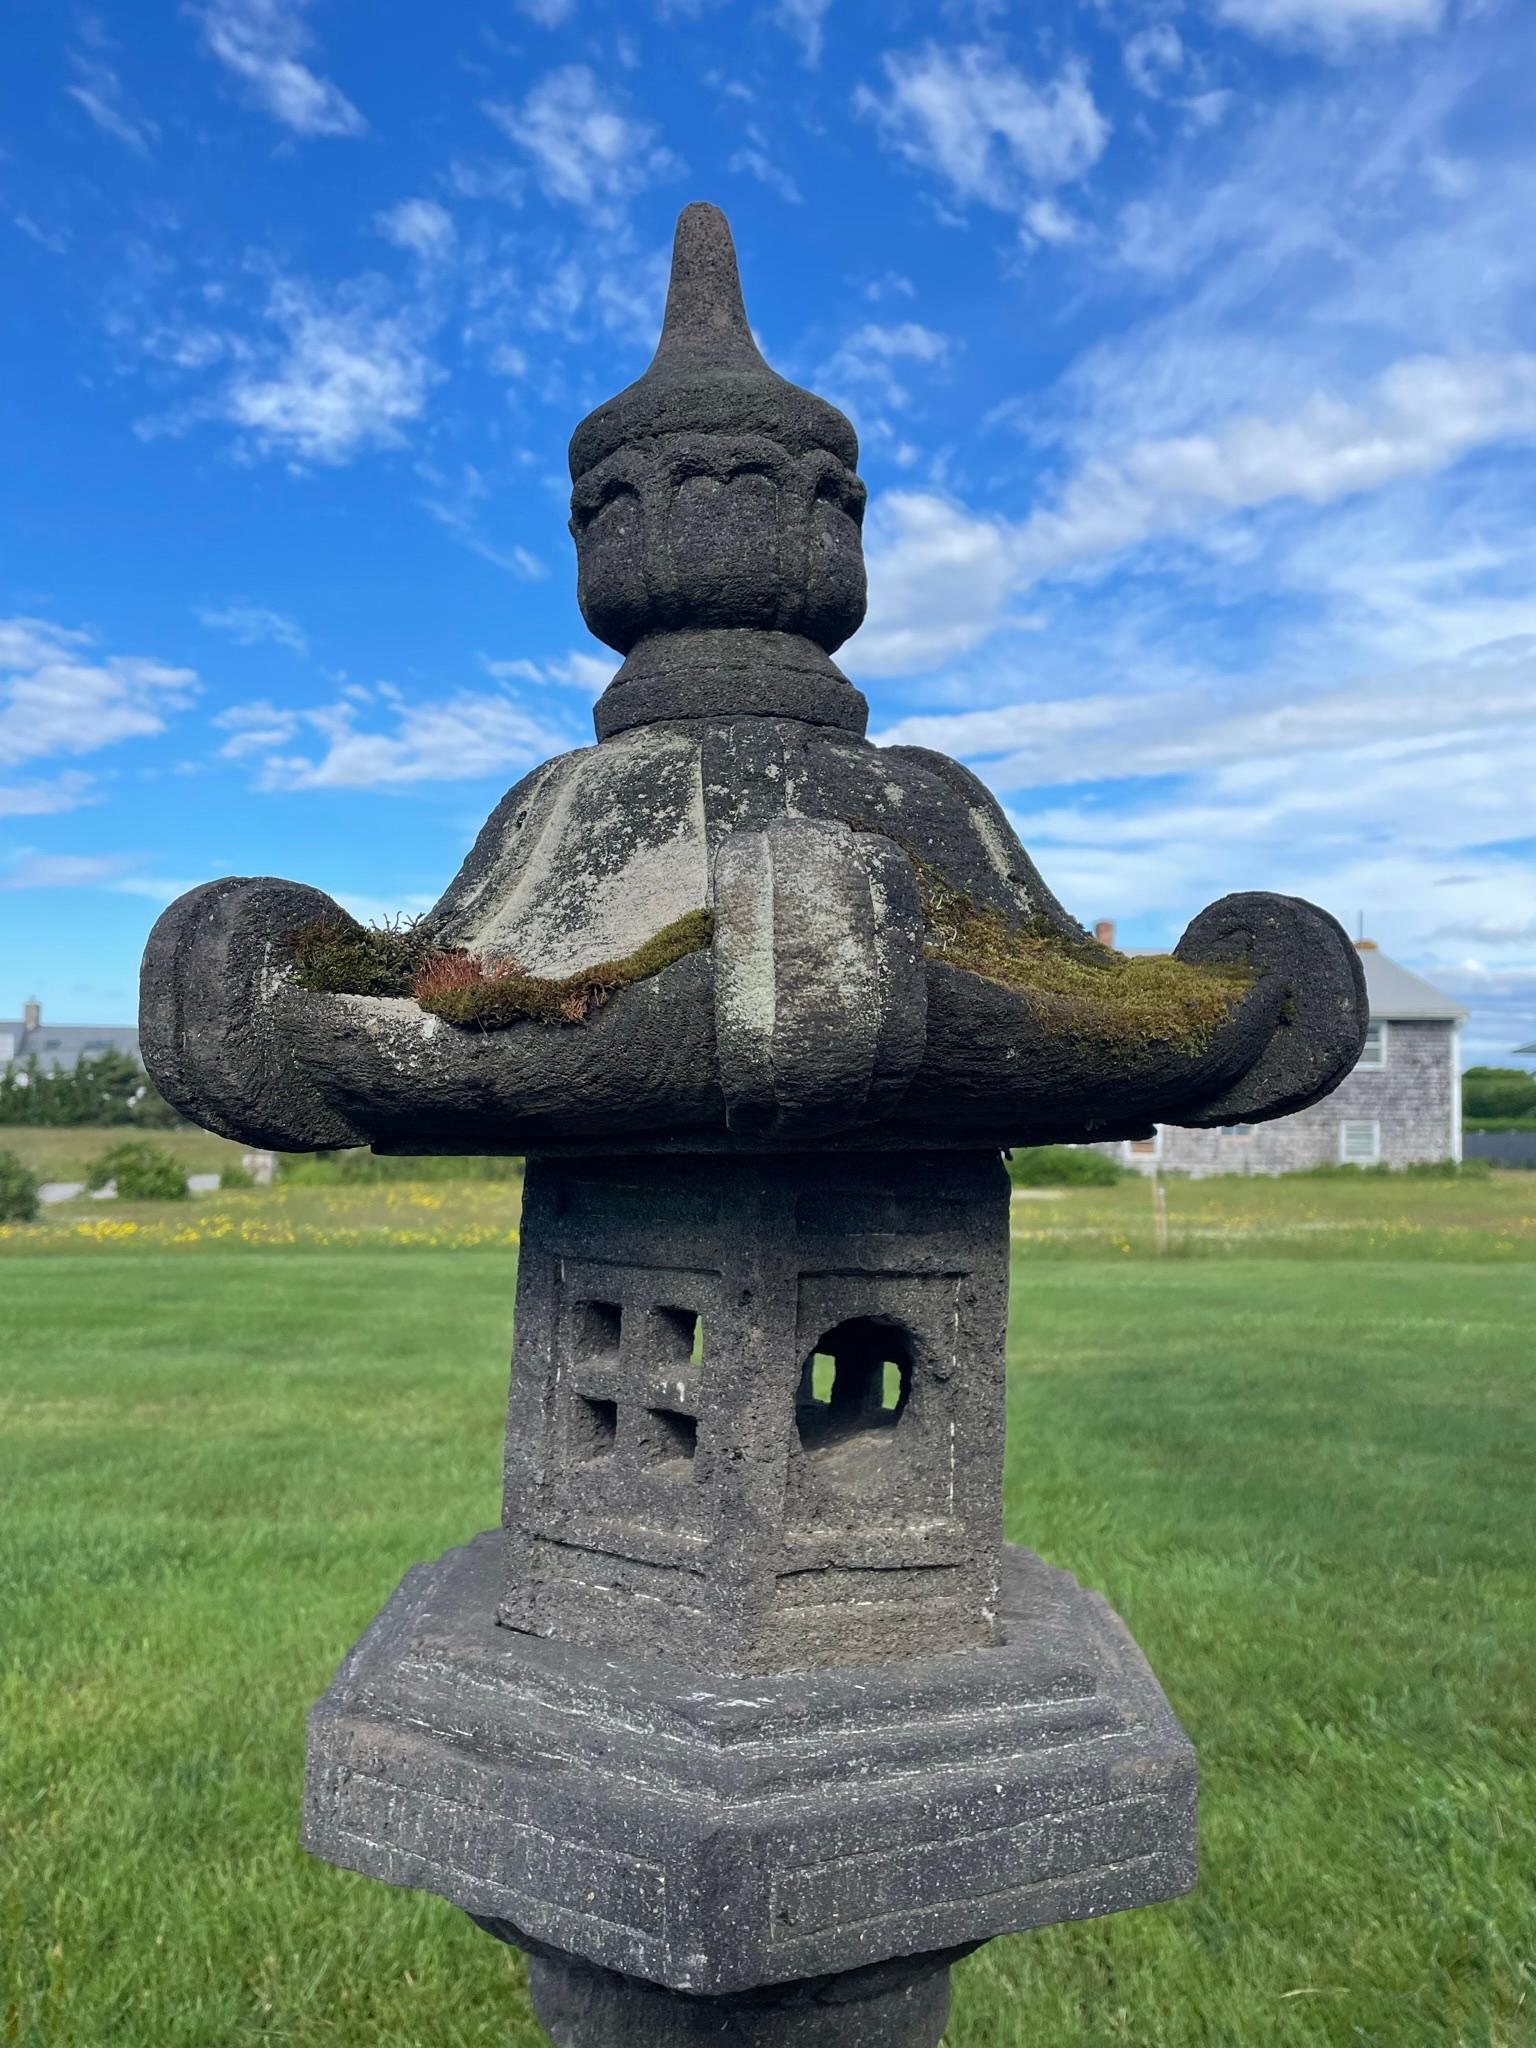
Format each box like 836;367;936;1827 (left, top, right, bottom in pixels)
292;907;714;1030
915;862;1253;1055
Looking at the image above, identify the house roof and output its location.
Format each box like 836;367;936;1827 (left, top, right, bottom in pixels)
1355;945;1467;1023
0;1019;141;1073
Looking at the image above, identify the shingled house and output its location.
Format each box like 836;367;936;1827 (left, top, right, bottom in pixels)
1092;935;1466;1176
0;999;141;1074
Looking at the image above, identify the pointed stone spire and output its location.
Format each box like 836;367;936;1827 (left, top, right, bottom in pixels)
568;203;858;480
653;201;760;365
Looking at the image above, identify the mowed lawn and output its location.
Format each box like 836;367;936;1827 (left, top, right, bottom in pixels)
2;1195;1533;2046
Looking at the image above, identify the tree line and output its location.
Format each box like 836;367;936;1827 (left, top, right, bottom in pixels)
0;1048;180;1128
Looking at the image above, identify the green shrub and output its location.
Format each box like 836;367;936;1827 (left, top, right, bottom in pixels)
1462;1065;1536;1121
218;1163;255;1190
1464;1115;1536;1133
87;1141;189;1202
0;1148;40;1223
1007;1145;1124;1187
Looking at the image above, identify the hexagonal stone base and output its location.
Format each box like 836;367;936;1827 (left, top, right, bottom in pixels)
303;1531;1195;1996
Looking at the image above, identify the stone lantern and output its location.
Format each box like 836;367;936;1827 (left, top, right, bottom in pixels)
141;205;1367;2048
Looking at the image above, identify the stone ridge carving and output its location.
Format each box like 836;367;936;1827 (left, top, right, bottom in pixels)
139;202;1364;2048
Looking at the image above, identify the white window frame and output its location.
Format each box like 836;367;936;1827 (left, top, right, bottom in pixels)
1357;1018;1387;1069
1339;1118;1381;1164
1218;1123;1254;1139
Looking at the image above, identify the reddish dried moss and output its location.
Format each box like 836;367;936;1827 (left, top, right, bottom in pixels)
412;911;714;1028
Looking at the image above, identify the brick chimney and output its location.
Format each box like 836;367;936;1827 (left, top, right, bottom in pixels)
23;997;40;1032
1093;920;1116;949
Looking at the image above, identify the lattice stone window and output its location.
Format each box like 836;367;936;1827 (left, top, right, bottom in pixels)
1339;1118;1381;1163
1357;1019;1387;1069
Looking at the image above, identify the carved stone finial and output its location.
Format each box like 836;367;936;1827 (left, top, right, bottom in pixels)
570;204;870;738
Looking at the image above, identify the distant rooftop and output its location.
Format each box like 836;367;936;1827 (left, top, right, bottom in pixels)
0;1000;141;1074
1350;941;1467;1023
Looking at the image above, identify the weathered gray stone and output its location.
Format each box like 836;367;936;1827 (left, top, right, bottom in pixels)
304;1534;1196;1993
138;199;1364;2048
500;1149;1008;1669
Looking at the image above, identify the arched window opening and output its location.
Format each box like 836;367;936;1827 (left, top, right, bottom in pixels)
796;1317;914;1460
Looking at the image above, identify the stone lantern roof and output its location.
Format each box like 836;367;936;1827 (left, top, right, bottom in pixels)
140;204;1366;1158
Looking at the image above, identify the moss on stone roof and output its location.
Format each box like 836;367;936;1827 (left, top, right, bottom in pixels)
916;862;1253;1056
292;909;714;1029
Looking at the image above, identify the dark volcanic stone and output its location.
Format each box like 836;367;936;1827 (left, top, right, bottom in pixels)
304;1532;1197;1996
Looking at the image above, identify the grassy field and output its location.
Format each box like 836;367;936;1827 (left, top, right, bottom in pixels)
3;1176;1533;2046
0;1124;250;1181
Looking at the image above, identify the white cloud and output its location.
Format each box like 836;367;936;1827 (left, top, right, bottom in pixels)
774;0;833;67
222;278;440;465
514;0;576;22
1124;23;1185;96
818;322;951;413
0;771;96;819
1014;354;1536;580
196;603;308;654
482;650;617;700
851;356;1536;675
856;43;1109;220
0;618;199;771
1210;0;1445;53
374;199;456;260
852;493;1023;674
728;142;803;205
1022;196;1081;246
871;633;1536;1058
484;67;681;222
194;0;365;136
66;52;159;153
225;687;574;790
0;851;134;891
417;463;548;579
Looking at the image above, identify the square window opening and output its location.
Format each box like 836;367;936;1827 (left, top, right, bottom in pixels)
652;1305;702;1367
643;1407;698;1468
574;1301;622;1361
572;1394;618;1459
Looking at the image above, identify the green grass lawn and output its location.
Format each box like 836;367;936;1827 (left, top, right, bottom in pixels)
0;1124;250;1181
3;1206;1533;2045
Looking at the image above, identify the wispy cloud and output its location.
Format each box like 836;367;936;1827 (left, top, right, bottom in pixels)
0;771;96;819
373;198;456;261
728;134;803;205
484;66;681;223
219;277;440;466
193;0;365;137
856;42;1109;226
774;0;833;68
66;37;159;154
218;681;574;789
416;464;547;579
196;603;308;654
1210;0;1446;55
0;618;199;770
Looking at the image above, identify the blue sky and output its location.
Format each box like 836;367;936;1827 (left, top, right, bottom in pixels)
4;0;1534;1063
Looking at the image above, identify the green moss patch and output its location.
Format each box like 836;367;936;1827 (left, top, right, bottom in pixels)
292;916;434;998
292;909;713;1030
917;863;1252;1056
